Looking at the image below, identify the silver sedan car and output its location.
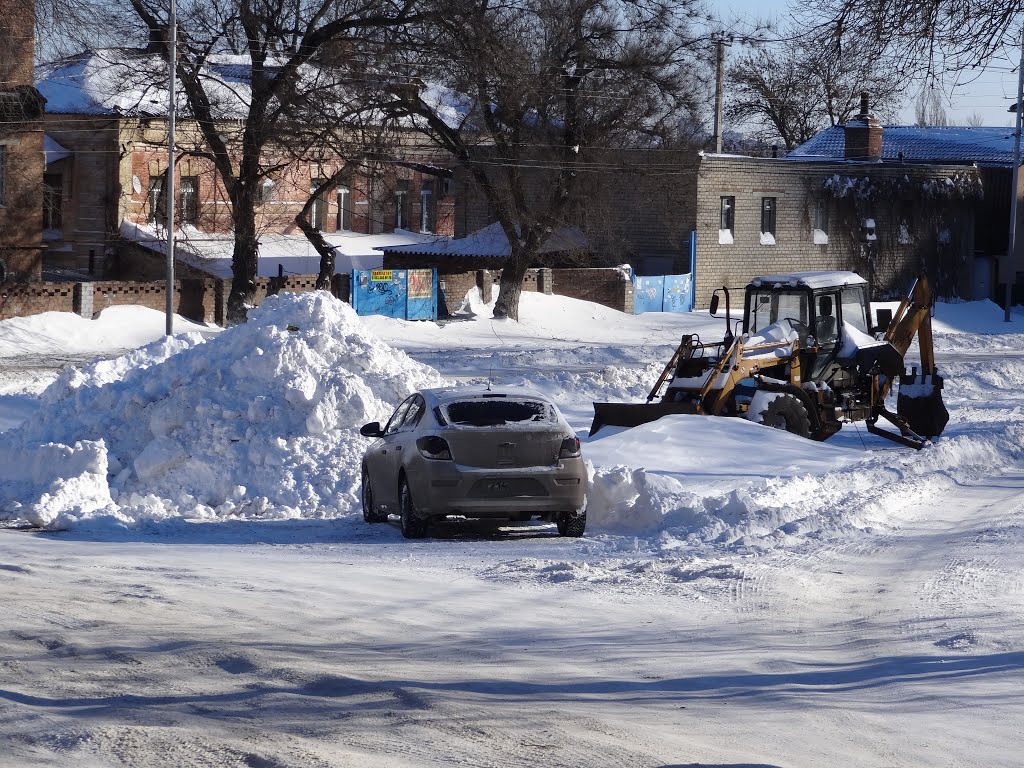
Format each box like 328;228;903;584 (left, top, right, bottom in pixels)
359;387;588;539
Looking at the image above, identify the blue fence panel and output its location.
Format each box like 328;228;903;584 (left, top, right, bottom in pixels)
663;274;693;313
634;275;666;314
405;268;438;320
352;269;409;319
633;230;696;315
351;268;438;320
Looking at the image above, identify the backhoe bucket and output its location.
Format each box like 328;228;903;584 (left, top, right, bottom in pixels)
590;401;700;436
896;372;949;439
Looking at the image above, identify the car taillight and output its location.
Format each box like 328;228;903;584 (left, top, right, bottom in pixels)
416;436;453;460
558;435;581;459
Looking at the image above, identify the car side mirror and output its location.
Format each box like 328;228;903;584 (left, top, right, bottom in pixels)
709;294;719;316
360;421;384;437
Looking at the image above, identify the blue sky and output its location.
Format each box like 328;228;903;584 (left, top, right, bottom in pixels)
717;0;1021;127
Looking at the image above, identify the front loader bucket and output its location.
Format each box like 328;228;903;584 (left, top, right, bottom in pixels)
590;401;700;436
896;372;950;439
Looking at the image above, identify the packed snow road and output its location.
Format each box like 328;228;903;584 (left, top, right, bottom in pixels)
2;292;1024;766
2;470;1022;767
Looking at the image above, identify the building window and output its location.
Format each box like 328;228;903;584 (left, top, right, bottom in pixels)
394;180;409;230
420;179;435;233
147;173;165;224
179;175;199;225
336;185;352;231
311;177;327;230
760;196;777;245
719;195;734;245
813;199;828;245
259;178;275;204
43;173;63;229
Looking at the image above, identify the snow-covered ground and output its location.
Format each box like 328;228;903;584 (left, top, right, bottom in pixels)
2;290;1023;767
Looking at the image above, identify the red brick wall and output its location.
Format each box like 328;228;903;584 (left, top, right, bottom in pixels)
0;282;76;319
551;267;631;309
0;267;629;324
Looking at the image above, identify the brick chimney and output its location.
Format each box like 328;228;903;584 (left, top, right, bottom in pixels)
844;92;883;161
0;0;36;87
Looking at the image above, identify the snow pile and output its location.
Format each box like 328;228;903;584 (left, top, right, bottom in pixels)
0;293;446;529
584;413;1024;550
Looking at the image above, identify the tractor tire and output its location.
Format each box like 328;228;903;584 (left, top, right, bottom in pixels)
361;468;387;524
399;478;429;539
759;393;812;439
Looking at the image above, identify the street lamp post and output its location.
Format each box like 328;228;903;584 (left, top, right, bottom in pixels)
1007;32;1024;323
165;0;177;336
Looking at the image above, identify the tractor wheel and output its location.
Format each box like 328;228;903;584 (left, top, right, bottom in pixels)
759;393;812;439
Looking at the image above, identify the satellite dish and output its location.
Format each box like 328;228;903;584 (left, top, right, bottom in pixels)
132;175;142;194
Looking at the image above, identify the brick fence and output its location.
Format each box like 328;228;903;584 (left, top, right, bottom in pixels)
0;267;635;325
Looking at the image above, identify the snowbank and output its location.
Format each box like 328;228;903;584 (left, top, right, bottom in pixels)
0;293;446;528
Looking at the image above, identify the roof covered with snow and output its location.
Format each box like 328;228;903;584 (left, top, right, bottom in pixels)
43;134;71;165
749;271;867;290
788;126;1018;166
380;222;588;259
120;220;441;277
37;49;468;129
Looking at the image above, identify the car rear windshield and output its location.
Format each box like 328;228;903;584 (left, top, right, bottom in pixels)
444;399;553;426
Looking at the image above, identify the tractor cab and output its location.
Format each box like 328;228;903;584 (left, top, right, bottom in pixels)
743;271;871;379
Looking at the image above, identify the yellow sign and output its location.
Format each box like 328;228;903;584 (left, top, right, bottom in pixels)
370;270;393;282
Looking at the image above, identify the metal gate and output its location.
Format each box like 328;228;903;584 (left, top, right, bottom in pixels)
351;268;438;320
633;231;696;314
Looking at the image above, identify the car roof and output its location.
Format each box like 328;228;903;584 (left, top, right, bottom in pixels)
419;386;554;408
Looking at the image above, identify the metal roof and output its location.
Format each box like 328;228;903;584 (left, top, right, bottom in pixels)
749;271;868;290
788;126;1018;166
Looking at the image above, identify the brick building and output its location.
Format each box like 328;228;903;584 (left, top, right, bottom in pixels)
693;154;985;307
0;0;45;282
455;102;1019;308
35;49;456;277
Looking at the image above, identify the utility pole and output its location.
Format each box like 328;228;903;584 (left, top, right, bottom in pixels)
165;0;177;336
1007;32;1024;323
712;36;730;154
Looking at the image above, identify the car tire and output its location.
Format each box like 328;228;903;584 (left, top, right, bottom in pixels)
556;510;587;537
399;478;429;539
361;468;387;523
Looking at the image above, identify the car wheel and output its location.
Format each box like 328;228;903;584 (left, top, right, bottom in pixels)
361;468;387;523
556;510;587;538
399;477;429;539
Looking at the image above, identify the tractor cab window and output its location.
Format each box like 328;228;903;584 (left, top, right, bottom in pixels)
813;292;840;348
840;286;870;335
747;289;809;339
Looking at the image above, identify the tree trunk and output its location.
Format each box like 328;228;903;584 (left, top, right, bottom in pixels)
493;248;533;321
295;208;337;290
227;185;259;326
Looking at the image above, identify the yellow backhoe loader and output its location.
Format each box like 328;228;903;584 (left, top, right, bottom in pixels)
591;271;948;449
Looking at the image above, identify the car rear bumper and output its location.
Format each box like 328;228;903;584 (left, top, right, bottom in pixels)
407;458;587;518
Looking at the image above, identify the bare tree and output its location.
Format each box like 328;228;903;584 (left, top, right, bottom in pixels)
379;0;706;320
915;86;949;127
727;31;905;150
59;0;424;323
807;0;1023;79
